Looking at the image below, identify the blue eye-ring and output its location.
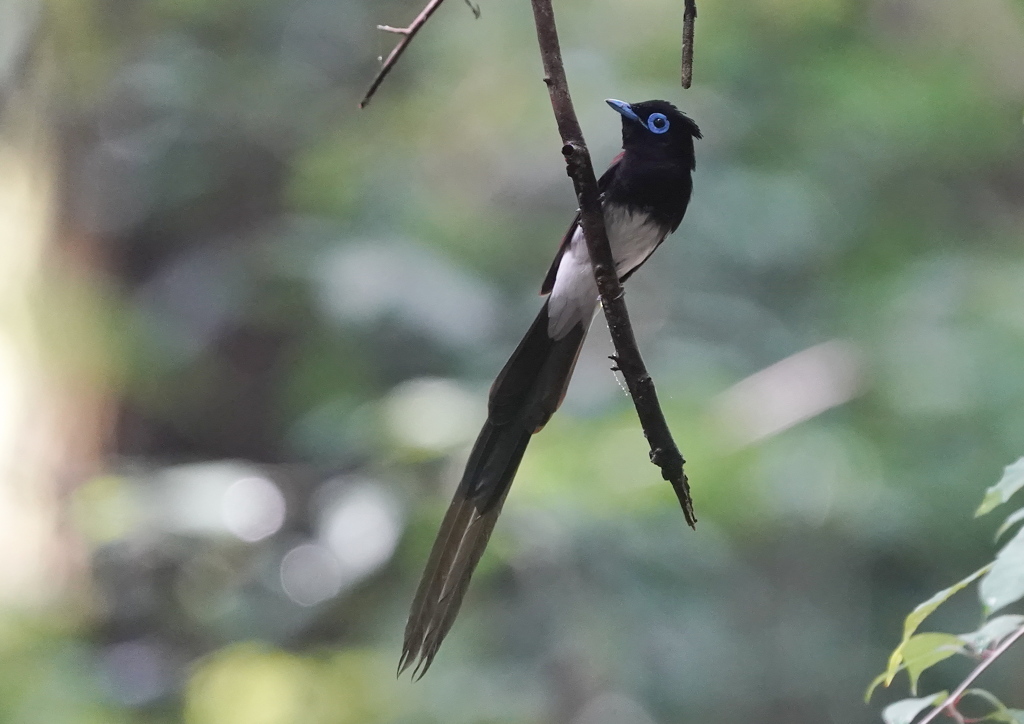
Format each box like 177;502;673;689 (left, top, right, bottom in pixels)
646;113;670;134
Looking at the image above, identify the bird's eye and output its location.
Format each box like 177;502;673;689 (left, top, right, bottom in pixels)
646;113;670;134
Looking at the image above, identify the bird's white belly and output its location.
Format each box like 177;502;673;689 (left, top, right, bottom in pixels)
547;206;664;339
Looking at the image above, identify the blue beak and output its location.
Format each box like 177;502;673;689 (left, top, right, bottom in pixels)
606;98;639;123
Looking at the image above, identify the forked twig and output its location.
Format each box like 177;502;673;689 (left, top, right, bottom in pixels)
529;0;696;527
359;0;448;109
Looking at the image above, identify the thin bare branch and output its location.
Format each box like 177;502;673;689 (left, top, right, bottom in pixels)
917;625;1024;724
359;0;447;109
377;25;411;35
681;0;697;88
529;0;696;527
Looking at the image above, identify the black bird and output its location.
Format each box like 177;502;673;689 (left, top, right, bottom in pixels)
399;99;701;677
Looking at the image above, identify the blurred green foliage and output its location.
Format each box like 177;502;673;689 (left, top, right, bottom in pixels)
1;0;1023;722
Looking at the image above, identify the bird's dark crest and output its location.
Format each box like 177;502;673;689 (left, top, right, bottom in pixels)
628;100;703;139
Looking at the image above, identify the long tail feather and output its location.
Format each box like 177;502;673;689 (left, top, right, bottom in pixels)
399;301;588;676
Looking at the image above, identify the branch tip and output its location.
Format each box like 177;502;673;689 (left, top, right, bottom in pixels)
681;0;697;89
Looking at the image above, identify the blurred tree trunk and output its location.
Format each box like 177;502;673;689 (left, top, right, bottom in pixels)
0;0;101;607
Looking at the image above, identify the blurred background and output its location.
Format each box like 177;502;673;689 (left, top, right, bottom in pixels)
1;0;1023;721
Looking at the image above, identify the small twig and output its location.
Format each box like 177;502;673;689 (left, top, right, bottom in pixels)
463;0;481;19
359;0;448;109
529;0;696;528
916;625;1024;724
681;0;697;88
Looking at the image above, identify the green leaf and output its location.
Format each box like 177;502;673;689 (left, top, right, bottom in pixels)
866;671;893;702
987;707;1024;724
995;507;1024;542
959;615;1024;654
961;688;1009;719
980;526;1024;613
902;633;964;694
882;692;947;724
977;458;1024;516
882;564;991;685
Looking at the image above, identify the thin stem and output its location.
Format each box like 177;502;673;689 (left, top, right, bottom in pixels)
917;625;1024;724
529;0;696;527
681;0;697;88
359;0;447;109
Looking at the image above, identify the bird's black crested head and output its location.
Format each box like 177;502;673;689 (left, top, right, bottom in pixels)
606;99;701;167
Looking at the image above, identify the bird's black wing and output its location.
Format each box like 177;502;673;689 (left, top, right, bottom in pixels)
540;152;623;295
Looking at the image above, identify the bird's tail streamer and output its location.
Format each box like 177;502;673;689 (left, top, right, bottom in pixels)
399;300;588;677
